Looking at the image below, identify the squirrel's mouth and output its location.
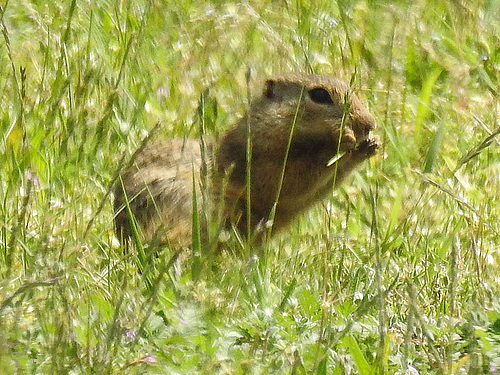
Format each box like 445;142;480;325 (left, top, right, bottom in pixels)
345;125;373;149
326;127;373;166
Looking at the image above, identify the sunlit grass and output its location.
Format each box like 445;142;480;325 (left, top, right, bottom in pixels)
1;0;500;374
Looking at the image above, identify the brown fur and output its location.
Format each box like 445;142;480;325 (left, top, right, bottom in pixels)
114;73;379;246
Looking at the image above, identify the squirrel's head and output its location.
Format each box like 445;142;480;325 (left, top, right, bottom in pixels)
258;73;376;154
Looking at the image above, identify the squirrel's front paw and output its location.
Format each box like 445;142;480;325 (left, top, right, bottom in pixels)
356;136;380;157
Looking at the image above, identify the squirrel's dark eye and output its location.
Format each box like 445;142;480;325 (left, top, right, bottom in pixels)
308;88;333;104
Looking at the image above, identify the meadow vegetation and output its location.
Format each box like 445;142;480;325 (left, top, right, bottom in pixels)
1;0;500;373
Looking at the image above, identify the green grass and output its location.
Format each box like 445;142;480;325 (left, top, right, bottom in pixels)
1;0;500;373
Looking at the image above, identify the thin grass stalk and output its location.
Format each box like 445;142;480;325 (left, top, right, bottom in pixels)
266;86;305;236
0;2;22;107
5;174;32;277
84;122;160;239
446;235;458;372
452;123;500;174
92;2;151;155
371;183;387;374
406;280;446;373
129;249;182;349
191;166;201;281
245;71;253;246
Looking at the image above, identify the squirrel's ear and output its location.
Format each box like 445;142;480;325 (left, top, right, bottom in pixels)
264;79;276;99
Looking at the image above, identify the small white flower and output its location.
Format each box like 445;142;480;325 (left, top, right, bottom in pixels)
407;364;419;375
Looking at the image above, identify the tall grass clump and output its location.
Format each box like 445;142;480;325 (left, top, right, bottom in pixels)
1;0;500;374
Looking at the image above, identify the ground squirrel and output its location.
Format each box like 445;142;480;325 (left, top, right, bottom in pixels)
114;73;379;247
